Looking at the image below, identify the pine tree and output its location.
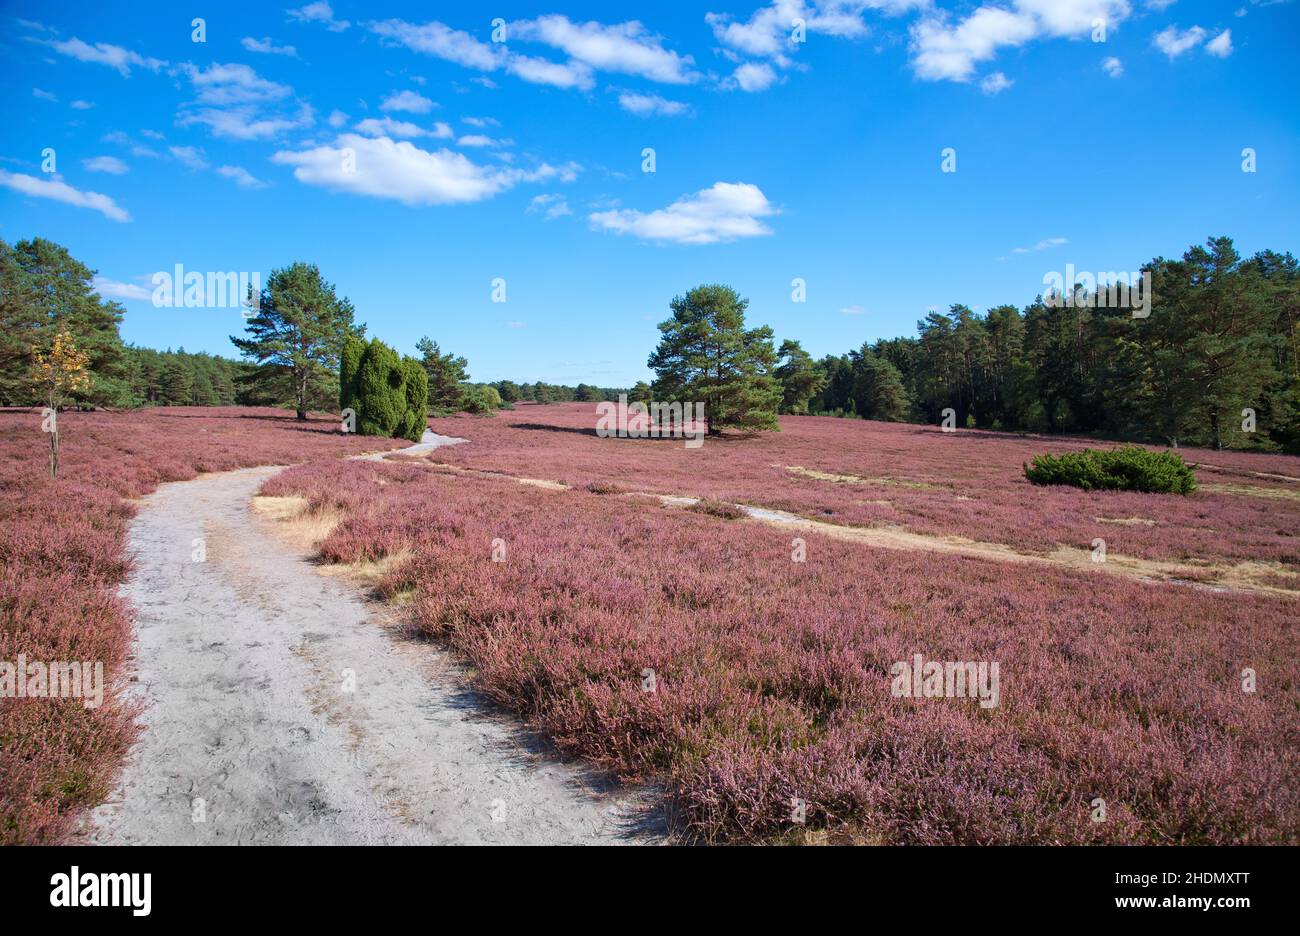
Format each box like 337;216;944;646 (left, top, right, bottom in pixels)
231;263;363;419
648;284;781;435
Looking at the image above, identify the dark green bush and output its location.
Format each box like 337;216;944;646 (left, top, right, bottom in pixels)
1024;445;1197;494
340;337;426;442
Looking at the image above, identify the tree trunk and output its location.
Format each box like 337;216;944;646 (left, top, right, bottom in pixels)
49;429;59;478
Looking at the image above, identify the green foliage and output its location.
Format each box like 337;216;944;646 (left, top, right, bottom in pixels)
231;262;364;419
648;283;782;435
1024;445;1197;495
415;336;469;413
0;237;131;407
344;338;426;442
459;383;502;415
339;335;365;411
774;339;824;414
810;237;1299;453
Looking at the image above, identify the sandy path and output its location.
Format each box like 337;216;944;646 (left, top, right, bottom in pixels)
89;464;655;845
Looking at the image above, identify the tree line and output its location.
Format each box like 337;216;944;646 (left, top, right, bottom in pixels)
647;237;1297;452
4;235;1295;452
0;239;623;415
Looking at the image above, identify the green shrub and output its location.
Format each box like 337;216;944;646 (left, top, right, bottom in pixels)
342;338;426;442
339;335;365;411
1024;445;1197;494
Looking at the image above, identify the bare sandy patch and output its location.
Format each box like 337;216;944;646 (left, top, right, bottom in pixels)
1095;516;1157;526
1200;482;1300;502
786;465;943;489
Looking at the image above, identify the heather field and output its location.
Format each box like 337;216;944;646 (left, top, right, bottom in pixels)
259;406;1300;844
425;404;1300;587
5;403;1299;845
0;407;404;844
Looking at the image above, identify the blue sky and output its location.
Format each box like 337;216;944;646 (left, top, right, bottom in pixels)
2;1;1296;386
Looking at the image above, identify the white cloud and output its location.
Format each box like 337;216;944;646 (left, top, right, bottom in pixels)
706;2;925;91
71;99;95;109
457;134;503;147
733;61;778;91
528;193;573;219
912;2;1130;82
354;116;447;139
980;71;1013;94
83;155;129;174
93;276;152;301
169;146;209;170
370;17;667;92
617;90;690;116
102;131;159;158
217;165;269;189
327;109;350;128
33;88;57;102
841;304;867;315
181;62;291;106
1102;55;1123;77
177;63;312;140
44;37;167;76
369;19;501;70
242;36;299;57
0;169;131;222
1011;236;1067;253
381;89;436;113
589;181;777;245
287;2;350;32
271;133;570;206
1205;29;1233;57
505;54;595;90
911;8;1039;81
510;15;698;84
1153;25;1207;58
462;116;501;128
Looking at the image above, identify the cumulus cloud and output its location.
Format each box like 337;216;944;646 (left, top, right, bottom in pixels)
0;169;131;222
381;89;436;113
354;116;452;139
33;88;57;102
617;91;690;116
588;181;777;245
733;62;778;91
980;71;1013;94
1205;29;1233;57
1153;25;1207;58
510;15;698;83
1102;55;1123;77
271;133;573;206
911;1;1130;82
287;2;350;32
83;155;129;174
706;1;923;90
177;62;313;140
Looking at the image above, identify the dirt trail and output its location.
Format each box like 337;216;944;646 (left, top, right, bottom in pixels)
89;464;655;845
